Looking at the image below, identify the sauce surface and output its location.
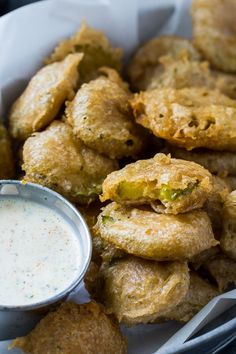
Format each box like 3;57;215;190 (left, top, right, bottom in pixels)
0;198;81;307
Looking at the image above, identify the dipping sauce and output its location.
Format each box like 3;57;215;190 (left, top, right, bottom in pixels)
0;198;82;307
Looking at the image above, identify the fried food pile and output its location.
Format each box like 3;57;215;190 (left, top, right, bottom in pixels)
5;2;236;350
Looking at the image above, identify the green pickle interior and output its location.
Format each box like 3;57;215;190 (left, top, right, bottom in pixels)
116;181;198;203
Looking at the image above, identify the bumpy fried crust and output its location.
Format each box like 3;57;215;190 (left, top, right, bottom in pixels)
10;301;127;354
77;202;123;263
0;123;15;179
203;254;236;291
192;0;236;72
95;202;217;261
203;176;229;237
45;22;123;84
221;191;236;260
131;88;236;151
99;257;190;325
9;53;83;141
168;146;236;177
158;272;219;322
101;153;213;214
22;121;118;204
128;36;200;91
66;68;143;159
148;56;236;99
148;55;214;91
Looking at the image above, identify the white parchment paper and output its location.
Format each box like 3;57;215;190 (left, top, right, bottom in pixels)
0;1;236;353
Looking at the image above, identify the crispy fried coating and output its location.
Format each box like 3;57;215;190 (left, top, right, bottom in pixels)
131;88;236;151
95;202;217;261
77;202;123;263
99;257;190;325
221;191;236;260
192;0;236;72
10;301;127;354
148;55;236;99
0;123;15;179
128;36;200;91
203;254;236;291
45;22;123;84
159;272;219;322
148;55;214;91
203;176;229;237
9;53;83;141
168;146;236;177
66;68;143;159
101;153;213;214
22;121;118;204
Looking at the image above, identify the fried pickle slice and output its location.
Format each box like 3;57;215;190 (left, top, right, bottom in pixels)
10;301;127;354
203;254;236;291
0;123;15;179
22;121;118;204
98;257;190;325
95;202;217;261
168;146;236;177
45;22;123;84
66;68;143;159
127;36;201;91
101;153;213;214
9;53;83;141
158;272;219;322
192;0;236;72
131;88;236;151
221;191;236;260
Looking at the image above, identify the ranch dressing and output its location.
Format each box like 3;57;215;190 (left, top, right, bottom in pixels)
0;198;82;307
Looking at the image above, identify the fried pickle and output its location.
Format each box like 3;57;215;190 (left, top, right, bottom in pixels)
203;254;236;291
0;123;15;179
221;191;236;260
158;272;219;322
101;153;213;214
45;22;123;84
95;202;217;261
66;68;143;159
168;146;236;177
22;121;118;204
131;88;236;151
98;256;190;325
128;36;201;91
9;53;83;141
192;0;236;72
10;301;127;354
